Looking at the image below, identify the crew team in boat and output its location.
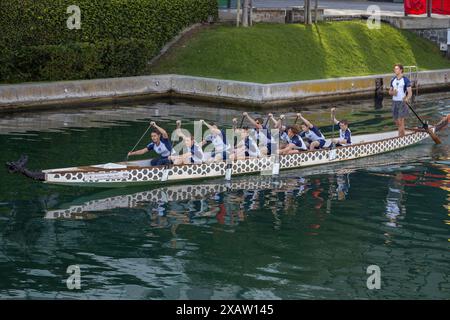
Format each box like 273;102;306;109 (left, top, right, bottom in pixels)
127;109;351;166
8;105;439;186
124;104;370;166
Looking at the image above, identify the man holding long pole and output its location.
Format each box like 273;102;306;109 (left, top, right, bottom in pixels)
389;64;413;137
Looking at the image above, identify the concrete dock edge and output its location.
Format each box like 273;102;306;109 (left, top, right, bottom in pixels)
1;70;450;111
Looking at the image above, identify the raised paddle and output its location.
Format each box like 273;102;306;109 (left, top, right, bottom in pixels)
272;114;285;176
225;117;243;182
125;121;153;161
239;114;246;128
331;110;335;137
263;117;270;127
404;101;441;144
330;108;336;149
277;114;285;135
232;117;239;149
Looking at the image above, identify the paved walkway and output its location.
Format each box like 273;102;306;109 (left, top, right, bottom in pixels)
253;0;404;15
220;1;448;20
220;0;405;19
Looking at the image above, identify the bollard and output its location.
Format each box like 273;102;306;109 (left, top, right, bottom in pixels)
374;78;384;110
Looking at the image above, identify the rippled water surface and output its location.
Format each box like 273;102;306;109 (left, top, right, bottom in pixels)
0;95;449;299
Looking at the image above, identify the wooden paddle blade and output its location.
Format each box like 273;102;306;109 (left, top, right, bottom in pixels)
426;128;441;144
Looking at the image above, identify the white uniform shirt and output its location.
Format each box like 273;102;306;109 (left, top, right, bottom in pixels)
390;76;411;102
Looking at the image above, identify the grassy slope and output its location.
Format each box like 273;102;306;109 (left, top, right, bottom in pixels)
151;21;450;83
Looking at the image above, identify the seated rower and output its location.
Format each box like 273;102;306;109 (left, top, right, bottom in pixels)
243;112;271;156
200;120;230;162
127;122;172;166
268;113;289;148
169;122;204;165
230;126;261;160
298;113;326;150
278;125;308;155
330;107;352;146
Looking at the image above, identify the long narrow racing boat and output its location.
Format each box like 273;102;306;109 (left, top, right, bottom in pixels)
6;128;431;187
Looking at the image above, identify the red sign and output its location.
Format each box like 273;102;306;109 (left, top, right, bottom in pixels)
405;0;450;15
405;0;426;15
432;0;450;15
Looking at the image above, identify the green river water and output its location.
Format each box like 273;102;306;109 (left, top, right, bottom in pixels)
0;94;449;299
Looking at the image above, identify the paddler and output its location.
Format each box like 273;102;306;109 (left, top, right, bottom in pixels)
278;125;308;155
230;126;261;160
243;112;272;156
269;113;302;149
200;120;230;162
330;107;352;146
127;122;173;166
169;122;204;165
298;113;326;150
389;64;412;137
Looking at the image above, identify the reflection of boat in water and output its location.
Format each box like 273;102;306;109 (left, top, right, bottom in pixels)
12;129;431;187
44;177;301;219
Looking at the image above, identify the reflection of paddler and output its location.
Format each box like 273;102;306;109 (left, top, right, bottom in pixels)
212;193;227;225
216;203;227;225
336;174;350;201
312;179;324;209
385;173;405;228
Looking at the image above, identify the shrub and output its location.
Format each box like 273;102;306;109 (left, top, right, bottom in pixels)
0;0;218;82
13;39;158;82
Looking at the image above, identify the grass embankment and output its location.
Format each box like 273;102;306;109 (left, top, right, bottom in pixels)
152;21;450;83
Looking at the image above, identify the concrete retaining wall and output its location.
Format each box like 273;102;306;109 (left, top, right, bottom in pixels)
261;69;450;106
251;7;325;24
1;70;450;111
0;75;172;110
383;16;450;30
252;8;288;23
412;28;448;47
